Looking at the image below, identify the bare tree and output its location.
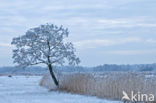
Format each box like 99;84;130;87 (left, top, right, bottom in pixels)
11;24;80;86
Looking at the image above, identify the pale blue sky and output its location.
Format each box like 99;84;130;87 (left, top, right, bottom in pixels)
0;0;156;66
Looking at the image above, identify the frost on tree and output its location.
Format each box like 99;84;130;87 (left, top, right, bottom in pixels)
11;24;80;86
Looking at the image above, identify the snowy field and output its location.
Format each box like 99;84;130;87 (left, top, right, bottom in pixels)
0;76;120;103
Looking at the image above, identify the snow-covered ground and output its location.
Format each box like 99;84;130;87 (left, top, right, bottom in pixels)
0;76;121;103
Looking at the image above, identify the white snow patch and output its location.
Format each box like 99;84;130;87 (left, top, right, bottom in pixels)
0;76;120;103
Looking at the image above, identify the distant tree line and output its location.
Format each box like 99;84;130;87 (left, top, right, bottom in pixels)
0;64;156;75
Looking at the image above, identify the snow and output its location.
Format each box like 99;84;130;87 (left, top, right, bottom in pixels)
0;76;120;103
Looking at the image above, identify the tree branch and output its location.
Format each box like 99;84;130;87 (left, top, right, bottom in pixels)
30;62;45;65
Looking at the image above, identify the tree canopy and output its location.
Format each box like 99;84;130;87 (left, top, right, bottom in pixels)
11;24;80;68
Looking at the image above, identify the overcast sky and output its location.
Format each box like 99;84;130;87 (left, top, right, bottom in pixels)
0;0;156;67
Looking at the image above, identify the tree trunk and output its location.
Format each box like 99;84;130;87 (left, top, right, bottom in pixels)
48;64;59;86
